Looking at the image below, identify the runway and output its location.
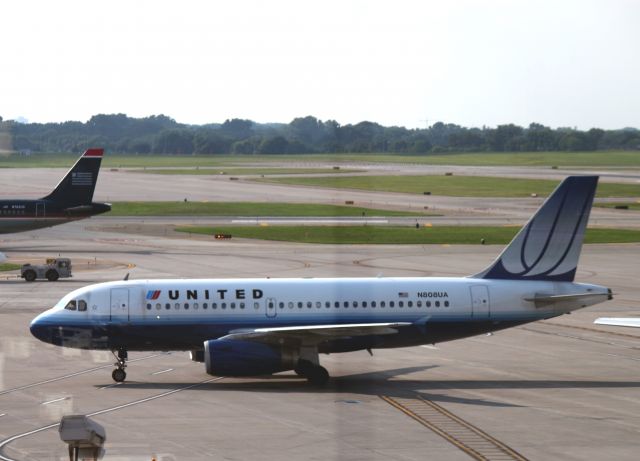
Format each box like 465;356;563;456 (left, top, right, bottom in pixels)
0;220;638;460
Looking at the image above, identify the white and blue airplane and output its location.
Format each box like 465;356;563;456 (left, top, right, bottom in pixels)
30;176;612;385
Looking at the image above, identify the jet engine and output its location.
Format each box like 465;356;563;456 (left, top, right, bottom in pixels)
204;339;298;376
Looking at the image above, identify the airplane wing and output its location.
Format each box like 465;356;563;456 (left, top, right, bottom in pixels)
220;322;412;345
594;317;640;328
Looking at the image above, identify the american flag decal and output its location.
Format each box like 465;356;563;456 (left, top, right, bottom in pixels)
146;290;161;300
72;171;93;186
398;292;408;298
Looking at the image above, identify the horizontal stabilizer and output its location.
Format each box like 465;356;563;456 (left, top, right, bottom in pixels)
525;292;611;308
594;317;640;328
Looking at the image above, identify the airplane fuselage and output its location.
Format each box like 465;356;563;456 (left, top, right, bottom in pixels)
30;277;609;353
0;199;111;233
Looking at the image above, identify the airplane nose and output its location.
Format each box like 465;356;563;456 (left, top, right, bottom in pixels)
30;315;51;344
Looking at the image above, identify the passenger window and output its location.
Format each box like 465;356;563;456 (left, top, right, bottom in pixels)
353;301;358;308
334;301;340;308
213;303;218;309
444;301;450;307
381;301;386;307
362;301;367;308
398;301;404;308
390;301;395;308
279;302;284;309
435;301;440;307
417;300;422;307
408;301;413;308
65;300;77;311
343;301;349;308
193;303;199;310
253;302;259;309
371;301;376;308
184;303;189;310
156;303;161;310
146;303;152;310
78;300;87;312
174;303;180;310
221;303;227;309
231;302;236;309
203;303;208;309
240;302;245;309
288;302;294;308
165;303;171;310
316;302;321;308
427;301;431;307
298;302;303;308
325;301;330;308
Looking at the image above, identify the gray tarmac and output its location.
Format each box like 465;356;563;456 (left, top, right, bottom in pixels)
0;162;639;460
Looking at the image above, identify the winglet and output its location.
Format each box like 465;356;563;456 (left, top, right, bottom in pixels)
473;176;598;282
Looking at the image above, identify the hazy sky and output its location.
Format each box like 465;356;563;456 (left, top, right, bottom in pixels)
2;0;639;129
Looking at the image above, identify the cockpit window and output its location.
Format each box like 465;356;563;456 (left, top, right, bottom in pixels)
78;300;87;311
65;300;77;311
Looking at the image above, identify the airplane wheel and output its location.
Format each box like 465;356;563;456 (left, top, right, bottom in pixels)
112;368;126;383
307;366;329;386
46;270;59;282
23;270;36;282
294;359;315;377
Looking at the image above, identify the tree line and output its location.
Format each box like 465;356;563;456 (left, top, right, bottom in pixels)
1;113;638;155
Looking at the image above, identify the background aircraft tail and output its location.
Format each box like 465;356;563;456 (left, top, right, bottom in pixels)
42;148;104;207
473;175;598;282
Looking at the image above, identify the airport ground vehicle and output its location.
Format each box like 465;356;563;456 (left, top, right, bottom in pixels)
21;258;72;282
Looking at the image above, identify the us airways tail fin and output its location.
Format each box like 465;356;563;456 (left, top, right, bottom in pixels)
473;176;598;282
41;148;104;207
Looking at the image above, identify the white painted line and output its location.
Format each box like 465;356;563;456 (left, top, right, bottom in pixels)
41;397;69;406
421;345;439;350
231;219;388;224
0;414;5;418
152;368;174;375
0;377;225;461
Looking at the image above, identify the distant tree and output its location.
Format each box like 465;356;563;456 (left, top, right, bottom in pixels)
257;136;289;154
153;129;194;154
221;119;253;139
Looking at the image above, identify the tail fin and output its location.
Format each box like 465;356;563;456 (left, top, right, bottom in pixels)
473;176;598;282
42;148;104;207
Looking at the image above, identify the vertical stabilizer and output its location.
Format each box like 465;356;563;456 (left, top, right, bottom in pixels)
473;176;598;282
42;148;104;207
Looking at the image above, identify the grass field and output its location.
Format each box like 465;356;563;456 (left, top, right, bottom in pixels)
109;202;431;217
0;263;21;271
260;175;640;198
1;151;639;168
137;167;359;175
175;225;640;245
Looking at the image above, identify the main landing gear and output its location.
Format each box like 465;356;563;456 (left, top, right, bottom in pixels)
111;348;128;382
294;359;330;386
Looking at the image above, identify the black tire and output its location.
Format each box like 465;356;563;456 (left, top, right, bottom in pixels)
46;270;59;282
112;368;126;383
23;270;36;282
307;366;329;386
294;359;315;377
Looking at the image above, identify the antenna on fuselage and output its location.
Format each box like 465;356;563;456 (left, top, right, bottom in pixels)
123;273;130;281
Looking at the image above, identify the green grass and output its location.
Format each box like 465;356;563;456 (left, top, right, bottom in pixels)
1;151;639;168
175;225;640;245
259;175;640;198
595;202;640;210
0;263;21;271
137;167;358;175
109;202;432;217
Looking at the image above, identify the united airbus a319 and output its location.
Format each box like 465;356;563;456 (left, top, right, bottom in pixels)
30;176;612;385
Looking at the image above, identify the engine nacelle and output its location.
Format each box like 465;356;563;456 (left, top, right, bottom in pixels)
204;339;298;377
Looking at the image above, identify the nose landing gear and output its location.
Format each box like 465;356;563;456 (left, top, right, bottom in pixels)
111;348;128;382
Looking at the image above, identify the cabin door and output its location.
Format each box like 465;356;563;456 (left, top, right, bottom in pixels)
265;297;277;318
470;285;490;318
36;201;45;217
110;288;130;322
